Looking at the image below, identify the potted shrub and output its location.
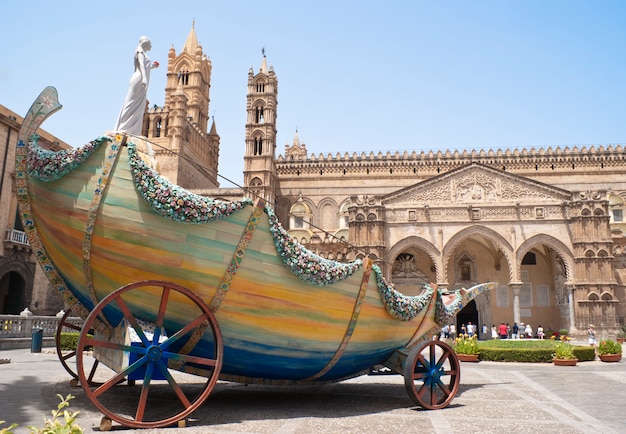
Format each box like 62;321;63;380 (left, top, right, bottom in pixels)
552;342;577;366
617;325;626;344
453;334;479;362
597;339;622;362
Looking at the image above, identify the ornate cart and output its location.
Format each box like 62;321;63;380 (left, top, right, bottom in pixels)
16;87;493;429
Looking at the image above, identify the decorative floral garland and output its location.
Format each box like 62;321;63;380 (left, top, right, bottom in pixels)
128;142;253;223
372;264;433;321
27;135;106;182
435;290;463;326
265;207;362;286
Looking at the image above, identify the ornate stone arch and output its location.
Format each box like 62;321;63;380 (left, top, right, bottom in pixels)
275;197;291;229
442;226;515;282
0;258;36;313
385;237;440;282
337;199;351;230
515;234;575;281
317;197;339;230
289;196;316;230
251;98;267;123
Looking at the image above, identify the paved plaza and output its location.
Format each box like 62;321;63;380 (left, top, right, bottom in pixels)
0;346;624;433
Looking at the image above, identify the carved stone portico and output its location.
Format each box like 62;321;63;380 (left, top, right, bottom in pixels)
356;162;612;334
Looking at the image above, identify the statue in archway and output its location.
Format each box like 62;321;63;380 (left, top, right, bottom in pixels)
554;260;567;305
392;254;428;279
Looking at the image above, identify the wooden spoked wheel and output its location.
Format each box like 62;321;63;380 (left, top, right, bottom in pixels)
76;280;223;429
403;340;460;410
55;308;100;386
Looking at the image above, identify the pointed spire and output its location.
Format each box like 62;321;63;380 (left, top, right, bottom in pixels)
175;80;185;96
293;129;300;147
183;20;199;53
209;116;218;135
260;47;268;74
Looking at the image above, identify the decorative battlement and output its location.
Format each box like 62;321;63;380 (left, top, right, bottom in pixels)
276;143;626;177
279;143;624;162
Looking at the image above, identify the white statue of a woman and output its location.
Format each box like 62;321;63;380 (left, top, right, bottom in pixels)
114;36;159;136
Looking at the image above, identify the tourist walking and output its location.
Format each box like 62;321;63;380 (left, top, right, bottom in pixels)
588;324;597;349
467;322;475;337
525;323;533;338
498;322;508;339
512;322;519;339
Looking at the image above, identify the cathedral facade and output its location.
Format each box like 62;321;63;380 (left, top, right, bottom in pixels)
139;25;626;339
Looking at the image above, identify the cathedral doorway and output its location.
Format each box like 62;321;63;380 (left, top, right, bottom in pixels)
456;300;479;337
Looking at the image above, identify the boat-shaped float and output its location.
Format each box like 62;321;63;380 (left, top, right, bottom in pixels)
16;87;493;429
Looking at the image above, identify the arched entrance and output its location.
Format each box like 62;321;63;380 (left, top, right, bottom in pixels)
0;271;26;314
456;300;478;336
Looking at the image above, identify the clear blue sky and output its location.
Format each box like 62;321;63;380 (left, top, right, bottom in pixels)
3;1;626;187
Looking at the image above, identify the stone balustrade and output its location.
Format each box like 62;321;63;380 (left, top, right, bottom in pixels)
0;313;83;350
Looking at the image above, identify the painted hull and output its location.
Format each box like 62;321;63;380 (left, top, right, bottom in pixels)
16;97;492;382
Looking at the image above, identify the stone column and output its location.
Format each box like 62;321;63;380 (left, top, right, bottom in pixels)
509;281;523;325
565;282;577;332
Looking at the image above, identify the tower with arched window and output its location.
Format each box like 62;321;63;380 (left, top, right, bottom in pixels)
145;22;220;189
243;51;278;204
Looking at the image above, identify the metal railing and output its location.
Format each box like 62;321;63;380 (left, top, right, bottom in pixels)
4;229;29;246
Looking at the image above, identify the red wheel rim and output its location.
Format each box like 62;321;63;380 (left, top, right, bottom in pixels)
76;280;223;429
403;340;460;410
55;308;100;385
56;308;81;380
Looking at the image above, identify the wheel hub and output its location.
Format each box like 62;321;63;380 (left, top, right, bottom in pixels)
429;366;442;381
147;345;162;362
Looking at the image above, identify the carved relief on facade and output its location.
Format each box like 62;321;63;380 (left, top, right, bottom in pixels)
392;253;427;278
406;184;452;204
479;207;518;219
454;172;498;203
383;164;571;207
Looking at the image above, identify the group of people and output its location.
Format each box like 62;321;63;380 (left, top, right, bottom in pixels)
489;322;545;339
440;321;549;340
439;321;485;340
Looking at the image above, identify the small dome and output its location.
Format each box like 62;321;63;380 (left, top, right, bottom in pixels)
608;193;624;206
291;201;311;214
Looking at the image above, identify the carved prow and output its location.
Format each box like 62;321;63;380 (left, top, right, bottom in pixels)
18;86;62;143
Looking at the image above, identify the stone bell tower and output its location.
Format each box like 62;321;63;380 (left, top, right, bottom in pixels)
243;50;278;204
145;22;220;189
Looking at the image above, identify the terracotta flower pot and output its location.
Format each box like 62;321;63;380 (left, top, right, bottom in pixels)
553;358;578;366
599;354;622;363
457;354;479;362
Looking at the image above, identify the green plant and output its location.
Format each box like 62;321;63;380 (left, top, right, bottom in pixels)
1;394;83;434
552;342;576;360
57;332;93;351
475;340;594;362
1;421;18;434
572;346;595;361
597;339;623;355
28;393;83;434
453;334;479;355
